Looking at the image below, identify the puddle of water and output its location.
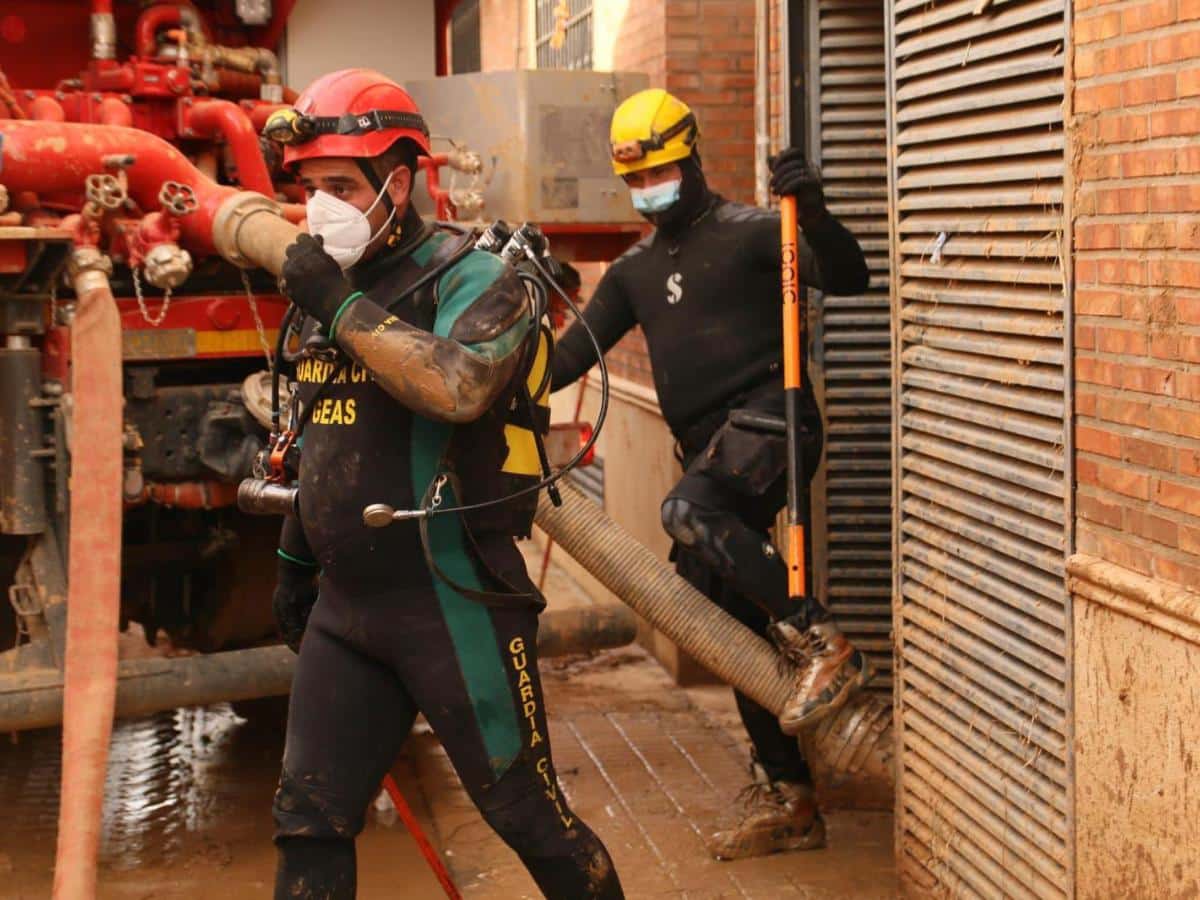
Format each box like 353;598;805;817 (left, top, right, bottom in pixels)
0;699;444;899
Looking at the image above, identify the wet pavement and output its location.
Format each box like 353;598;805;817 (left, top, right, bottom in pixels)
416;647;896;899
0;545;895;898
0;698;443;898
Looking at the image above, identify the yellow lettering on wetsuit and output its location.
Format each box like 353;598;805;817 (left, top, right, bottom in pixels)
535;756;575;829
508;636;573;828
296;359;370;385
309;398;356;426
373;315;399;337
508;636;542;748
295;354;364;427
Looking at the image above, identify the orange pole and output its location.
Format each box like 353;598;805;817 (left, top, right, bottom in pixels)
53;248;124;900
779;196;808;602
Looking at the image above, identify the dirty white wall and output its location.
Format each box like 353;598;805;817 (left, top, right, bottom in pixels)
591;0;631;71
284;0;436;91
1069;556;1200;898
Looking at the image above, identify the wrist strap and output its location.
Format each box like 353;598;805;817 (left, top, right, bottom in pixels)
329;291;364;340
277;548;319;568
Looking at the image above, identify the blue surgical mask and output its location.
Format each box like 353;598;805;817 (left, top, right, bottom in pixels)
630;178;682;215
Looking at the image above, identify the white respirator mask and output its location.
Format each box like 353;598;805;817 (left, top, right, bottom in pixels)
305;170;397;269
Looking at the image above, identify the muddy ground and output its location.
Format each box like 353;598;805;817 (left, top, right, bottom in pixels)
0;547;894;899
0;698;444;898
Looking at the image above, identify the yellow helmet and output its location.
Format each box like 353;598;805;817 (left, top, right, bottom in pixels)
609;88;699;176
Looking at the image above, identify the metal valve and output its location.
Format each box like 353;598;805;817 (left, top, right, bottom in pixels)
84;173;126;212
159;181;198;216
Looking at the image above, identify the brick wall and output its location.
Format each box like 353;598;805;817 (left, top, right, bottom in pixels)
479;0;525;71
1073;0;1200;589
610;2;667;81
660;0;759;204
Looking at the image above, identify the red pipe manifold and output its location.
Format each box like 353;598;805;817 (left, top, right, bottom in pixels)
0;119;306;254
182;99;274;196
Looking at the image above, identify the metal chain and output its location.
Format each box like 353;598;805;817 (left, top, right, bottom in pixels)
131;265;172;327
48;278;58;326
241;270;274;368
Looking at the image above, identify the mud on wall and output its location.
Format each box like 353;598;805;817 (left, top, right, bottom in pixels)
1069;554;1200;899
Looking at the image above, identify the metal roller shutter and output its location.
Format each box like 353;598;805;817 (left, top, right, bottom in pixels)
886;0;1072;893
808;0;894;693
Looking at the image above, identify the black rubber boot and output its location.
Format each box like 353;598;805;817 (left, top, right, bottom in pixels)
274;835;356;900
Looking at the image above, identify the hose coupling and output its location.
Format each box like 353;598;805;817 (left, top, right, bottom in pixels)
237;478;299;516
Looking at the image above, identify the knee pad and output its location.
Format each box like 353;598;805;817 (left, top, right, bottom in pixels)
273;769;362;842
662;496;736;571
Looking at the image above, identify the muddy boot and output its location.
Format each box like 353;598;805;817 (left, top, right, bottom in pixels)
771;618;873;735
707;760;826;860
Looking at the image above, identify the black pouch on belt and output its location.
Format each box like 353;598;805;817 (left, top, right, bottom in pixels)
685;378;819;498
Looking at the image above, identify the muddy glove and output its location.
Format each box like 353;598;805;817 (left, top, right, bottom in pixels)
768;148;827;227
279;233;355;330
273;555;319;653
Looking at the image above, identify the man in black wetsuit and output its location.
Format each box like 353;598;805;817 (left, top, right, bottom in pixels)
551;88;873;860
264;68;623;899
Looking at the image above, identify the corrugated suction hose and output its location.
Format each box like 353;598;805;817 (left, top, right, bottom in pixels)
536;481;796;713
535;481;893;799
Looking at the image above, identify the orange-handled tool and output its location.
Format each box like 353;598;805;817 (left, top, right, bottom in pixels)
779;195;808;604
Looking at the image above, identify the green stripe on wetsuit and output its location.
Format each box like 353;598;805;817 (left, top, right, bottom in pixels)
406;237;528;779
410;419;523;779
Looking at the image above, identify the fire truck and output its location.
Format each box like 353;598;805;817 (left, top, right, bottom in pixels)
0;0;651;733
0;0;516;729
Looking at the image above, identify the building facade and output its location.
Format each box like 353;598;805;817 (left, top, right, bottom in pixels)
459;0;1200;895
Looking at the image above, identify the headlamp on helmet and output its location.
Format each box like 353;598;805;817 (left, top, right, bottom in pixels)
264;107;430;147
609;89;700;176
610;113;697;167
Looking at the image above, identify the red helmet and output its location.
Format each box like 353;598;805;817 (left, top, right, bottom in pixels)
272;68;431;173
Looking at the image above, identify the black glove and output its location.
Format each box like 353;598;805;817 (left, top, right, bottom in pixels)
768;148;828;226
272;556;319;653
279;233;354;329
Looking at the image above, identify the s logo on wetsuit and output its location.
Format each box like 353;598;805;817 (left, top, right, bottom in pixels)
666;272;683;305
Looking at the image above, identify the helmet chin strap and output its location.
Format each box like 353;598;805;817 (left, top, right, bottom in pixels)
355;158;396;216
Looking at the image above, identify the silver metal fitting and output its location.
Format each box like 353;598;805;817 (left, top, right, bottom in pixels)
67;246;114;297
362;503;431;527
237;479;299;517
236;0;273;26
90;12;117;61
143;243;193;290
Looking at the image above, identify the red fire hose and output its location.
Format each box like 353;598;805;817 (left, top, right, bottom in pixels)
52;248;124;900
381;775;461;900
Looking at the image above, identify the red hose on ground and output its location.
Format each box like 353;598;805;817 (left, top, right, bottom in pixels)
381;775;461;900
52;250;124;900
